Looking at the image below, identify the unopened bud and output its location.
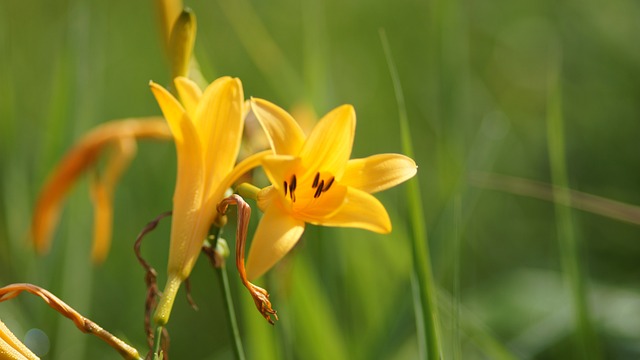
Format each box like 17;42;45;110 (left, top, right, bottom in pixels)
169;8;196;79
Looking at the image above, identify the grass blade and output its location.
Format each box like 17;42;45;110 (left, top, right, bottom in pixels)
546;49;601;359
380;29;442;360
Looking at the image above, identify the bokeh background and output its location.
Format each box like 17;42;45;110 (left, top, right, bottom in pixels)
1;0;640;359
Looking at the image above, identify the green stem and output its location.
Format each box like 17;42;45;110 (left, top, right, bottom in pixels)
217;263;246;360
152;325;163;360
210;226;246;360
546;50;600;359
380;29;442;360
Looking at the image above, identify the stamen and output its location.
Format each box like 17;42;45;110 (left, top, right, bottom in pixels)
312;172;320;188
314;180;324;198
323;177;335;192
289;175;297;202
284;181;288;196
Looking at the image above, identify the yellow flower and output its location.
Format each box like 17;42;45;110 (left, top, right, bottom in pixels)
246;98;418;280
150;76;268;324
31;118;172;264
0;320;39;360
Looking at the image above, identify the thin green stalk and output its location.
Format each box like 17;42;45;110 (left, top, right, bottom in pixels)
210;226;246;360
451;196;461;360
152;325;163;360
380;29;442;360
546;50;600;359
217;262;246;360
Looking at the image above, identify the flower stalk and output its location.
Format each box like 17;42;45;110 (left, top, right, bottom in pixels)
0;283;142;360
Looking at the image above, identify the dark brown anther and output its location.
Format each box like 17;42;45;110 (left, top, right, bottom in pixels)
283;181;288;196
289;175;298;202
314;180;324;198
312;172;320;188
323;177;335;192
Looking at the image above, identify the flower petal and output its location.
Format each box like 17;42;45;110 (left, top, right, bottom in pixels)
150;81;187;142
194;77;244;187
342;154;417;193
30;118;170;256
260;154;300;196
319;187;392;233
246;204;305;280
166;114;206;280
174;76;203;119
250;98;306;156
89;137;137;264
299;105;355;177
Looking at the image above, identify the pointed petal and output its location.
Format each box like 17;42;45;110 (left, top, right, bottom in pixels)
342;154;417;193
150;81;188;143
250;98;306;155
174;76;203;119
318;187;392;233
194;77;244;187
299;105;355;177
246;204;305;280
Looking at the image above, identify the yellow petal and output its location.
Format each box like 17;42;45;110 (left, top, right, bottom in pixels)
194;77;244;187
174;76;202;119
260;154;300;196
0;320;39;360
318;187;392;233
294;182;347;222
149;81;187;143
299;105;355;178
166;116;206;280
246;203;305;280
342;154;417;194
250;98;306;155
212;150;272;204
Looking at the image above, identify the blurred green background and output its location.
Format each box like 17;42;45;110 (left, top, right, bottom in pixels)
1;0;640;359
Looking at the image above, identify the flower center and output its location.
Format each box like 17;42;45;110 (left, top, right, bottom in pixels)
283;171;335;203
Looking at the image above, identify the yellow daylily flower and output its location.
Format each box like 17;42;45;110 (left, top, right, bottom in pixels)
31;118;172;264
150;76;269;324
0;319;39;360
246;98;418;280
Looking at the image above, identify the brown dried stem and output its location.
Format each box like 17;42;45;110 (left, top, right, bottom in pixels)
217;194;278;325
0;283;141;360
133;211;172;358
